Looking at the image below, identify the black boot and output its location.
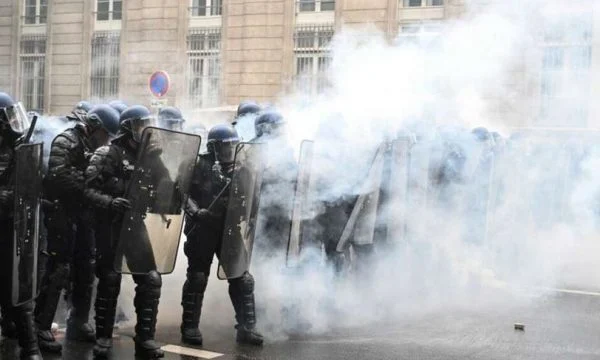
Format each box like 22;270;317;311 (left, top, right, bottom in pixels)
93;271;121;359
68;247;96;342
35;260;69;351
229;272;263;346
180;272;207;346
37;329;62;354
133;271;164;359
13;302;43;360
1;305;17;339
66;281;96;342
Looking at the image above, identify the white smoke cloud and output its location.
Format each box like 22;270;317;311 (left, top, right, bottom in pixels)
118;0;600;343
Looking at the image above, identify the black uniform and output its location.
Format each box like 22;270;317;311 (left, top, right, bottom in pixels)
85;136;164;358
35;124;96;347
181;153;263;346
0;132;42;360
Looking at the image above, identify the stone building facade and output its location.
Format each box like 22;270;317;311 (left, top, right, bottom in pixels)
0;0;599;128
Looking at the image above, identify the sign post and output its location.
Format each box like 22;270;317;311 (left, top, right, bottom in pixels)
149;70;170;111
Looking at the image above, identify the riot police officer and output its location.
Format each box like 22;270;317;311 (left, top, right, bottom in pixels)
158;106;185;131
0;92;42;359
85;105;165;359
251;111;295;258
35;104;120;353
253;111;285;140
233;101;260;126
181;124;263;347
232;101;261;140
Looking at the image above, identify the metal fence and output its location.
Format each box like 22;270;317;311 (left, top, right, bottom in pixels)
294;25;334;95
20;35;46;113
90;31;120;101
187;28;221;108
189;0;223;16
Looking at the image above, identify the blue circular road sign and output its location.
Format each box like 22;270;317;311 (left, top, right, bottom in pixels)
149;70;170;98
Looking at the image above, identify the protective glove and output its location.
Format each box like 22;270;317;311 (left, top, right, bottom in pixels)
0;190;14;207
110;197;132;214
145;140;163;157
192;208;214;221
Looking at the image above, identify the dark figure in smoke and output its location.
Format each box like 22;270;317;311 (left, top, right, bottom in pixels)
252;111;296;258
158;106;185;132
181;124;264;347
308;116;377;275
0;92;42;359
232;100;261;140
85;105;165;359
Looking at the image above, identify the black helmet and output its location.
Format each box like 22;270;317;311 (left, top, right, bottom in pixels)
118;105;155;142
87;104;120;136
108;100;128;115
207;124;240;163
237;101;261;117
74;101;93;114
233;101;261;126
158;106;185;131
472;127;491;142
254;111;285;138
0;92;30;135
0;92;15;109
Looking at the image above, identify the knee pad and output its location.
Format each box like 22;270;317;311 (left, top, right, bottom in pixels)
146;270;162;288
103;270;122;289
187;272;208;292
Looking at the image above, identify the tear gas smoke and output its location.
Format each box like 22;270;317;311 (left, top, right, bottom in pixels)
112;0;600;340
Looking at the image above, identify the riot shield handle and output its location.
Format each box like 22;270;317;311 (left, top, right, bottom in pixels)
16;115;37;146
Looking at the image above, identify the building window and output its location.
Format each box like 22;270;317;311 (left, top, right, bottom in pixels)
294;25;334;95
187;29;221;108
19;36;46;113
297;0;335;12
23;0;47;25
539;13;593;126
402;0;443;7
90;32;120;100
190;0;222;16
97;0;122;21
397;22;442;45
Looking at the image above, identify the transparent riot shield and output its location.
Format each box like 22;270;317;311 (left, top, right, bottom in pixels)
217;142;266;280
336;144;386;251
287;140;314;265
375;138;412;245
114;127;201;275
11;143;43;306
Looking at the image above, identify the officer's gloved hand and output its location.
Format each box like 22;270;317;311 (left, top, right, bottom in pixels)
145;140;163;157
192;208;214;221
110;197;132;214
0;190;14;206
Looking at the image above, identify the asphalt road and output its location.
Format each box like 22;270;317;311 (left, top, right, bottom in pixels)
3;290;600;360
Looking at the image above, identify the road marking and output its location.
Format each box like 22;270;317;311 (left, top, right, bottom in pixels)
161;344;223;359
546;288;600;297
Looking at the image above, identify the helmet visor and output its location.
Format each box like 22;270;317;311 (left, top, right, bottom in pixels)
158;118;184;132
214;139;238;163
2;102;31;135
131;116;157;142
